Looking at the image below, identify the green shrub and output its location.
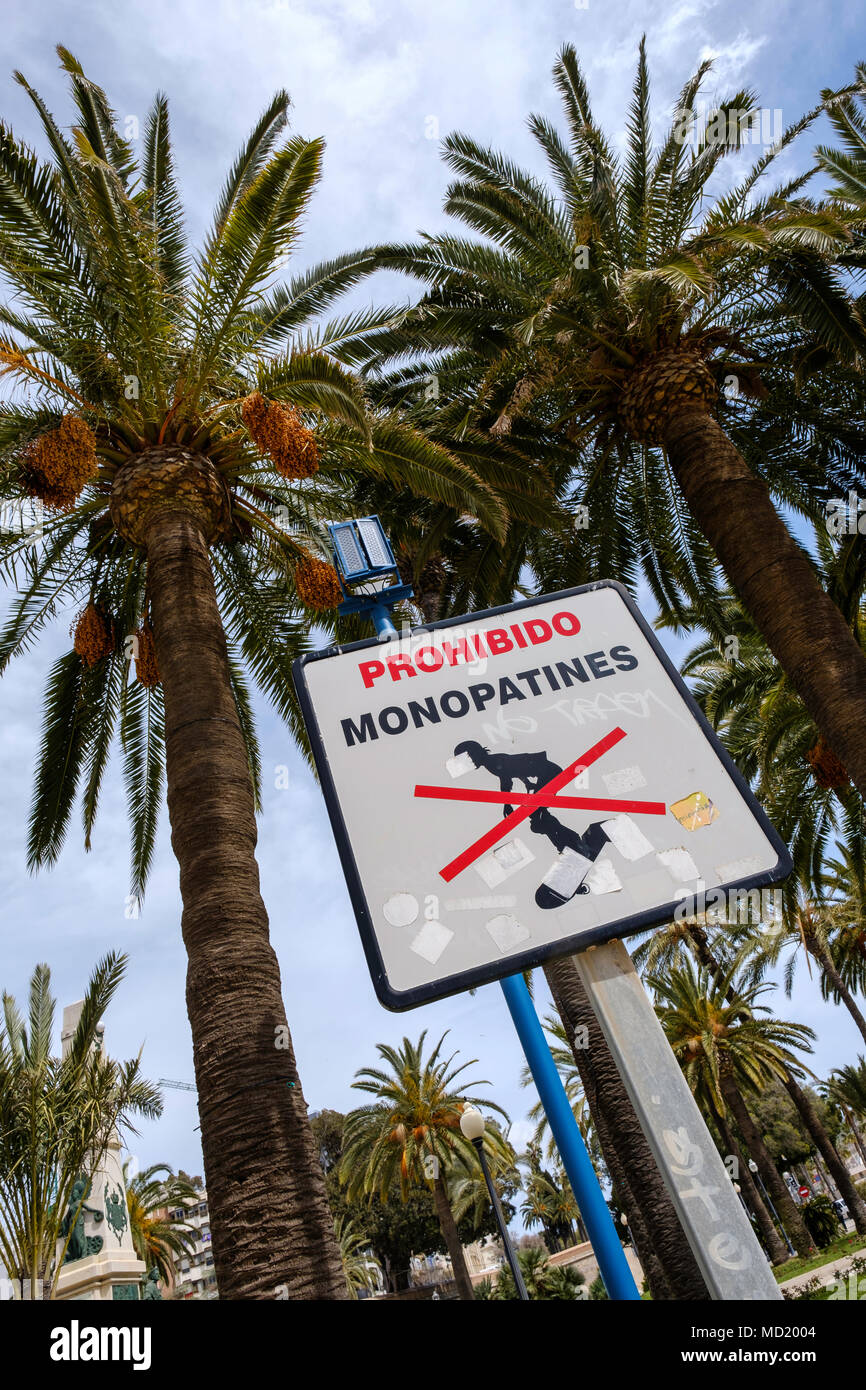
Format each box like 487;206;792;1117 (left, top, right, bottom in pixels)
802;1194;840;1249
488;1248;586;1300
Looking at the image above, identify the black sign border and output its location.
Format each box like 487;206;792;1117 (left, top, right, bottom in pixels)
292;580;793;1011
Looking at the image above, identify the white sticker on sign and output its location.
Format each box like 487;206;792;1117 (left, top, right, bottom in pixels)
584;858;622;895
542;847;592;897
485;914;531;953
657;847;700;882
383;893;420;928
410;919;454;964
715;855;766;882
601;814;655;861
602;765;647;794
446;752;475;778
475;838;534;887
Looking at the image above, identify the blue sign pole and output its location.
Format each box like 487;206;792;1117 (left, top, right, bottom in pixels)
325;518;639;1301
499;973;640;1300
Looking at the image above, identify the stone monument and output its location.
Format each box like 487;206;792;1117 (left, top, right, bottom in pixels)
53;1002;147;1301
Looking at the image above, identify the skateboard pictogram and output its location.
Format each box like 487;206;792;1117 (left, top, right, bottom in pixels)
414;726;668;905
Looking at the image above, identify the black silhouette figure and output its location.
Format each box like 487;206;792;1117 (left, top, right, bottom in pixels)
454;741;610;909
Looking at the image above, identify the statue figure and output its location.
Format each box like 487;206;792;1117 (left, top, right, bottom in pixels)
142;1266;163;1300
104;1182;128;1244
60;1177;104;1263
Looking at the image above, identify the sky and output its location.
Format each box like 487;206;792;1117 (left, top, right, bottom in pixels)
1;0;865;1195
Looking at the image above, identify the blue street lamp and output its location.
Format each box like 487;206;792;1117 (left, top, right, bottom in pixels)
326;516;414;639
322;518;640;1302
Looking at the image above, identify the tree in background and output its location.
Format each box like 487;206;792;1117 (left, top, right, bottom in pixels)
311;1108;514;1294
825;1059;866;1168
333;1215;381;1299
651;961;816;1257
340;1033;513;1300
0;953;160;1298
123;1162;199;1288
477;1245;586;1301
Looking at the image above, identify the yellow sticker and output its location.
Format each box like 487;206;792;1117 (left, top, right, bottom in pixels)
670;791;719;831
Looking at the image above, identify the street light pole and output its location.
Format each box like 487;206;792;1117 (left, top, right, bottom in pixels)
619;1210;636;1253
460;1108;528;1300
748;1159;795;1258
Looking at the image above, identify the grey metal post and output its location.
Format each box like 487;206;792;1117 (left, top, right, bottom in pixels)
574;939;782;1301
472;1138;529;1300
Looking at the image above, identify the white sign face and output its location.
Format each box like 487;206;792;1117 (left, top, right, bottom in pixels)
294;582;790;1010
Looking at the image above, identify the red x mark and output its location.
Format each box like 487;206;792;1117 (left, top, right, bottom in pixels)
414;726;666;883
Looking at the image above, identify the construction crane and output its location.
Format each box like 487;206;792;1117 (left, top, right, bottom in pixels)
159;1078;197;1092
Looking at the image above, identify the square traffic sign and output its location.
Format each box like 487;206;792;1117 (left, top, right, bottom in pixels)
293;581;791;1010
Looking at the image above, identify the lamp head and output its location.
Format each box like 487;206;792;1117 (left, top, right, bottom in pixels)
460;1106;486;1142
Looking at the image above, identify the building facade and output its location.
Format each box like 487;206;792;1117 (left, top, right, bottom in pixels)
169;1186;218;1300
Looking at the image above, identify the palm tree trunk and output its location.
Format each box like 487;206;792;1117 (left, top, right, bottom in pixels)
665;409;866;799
146;512;346;1300
805;935;866;1047
711;1108;788;1264
718;1070;813;1258
783;1074;866;1234
686;923;727;989
682;922;866;1236
841;1104;866;1169
431;1176;474;1299
545;955;710;1299
544;966;670;1298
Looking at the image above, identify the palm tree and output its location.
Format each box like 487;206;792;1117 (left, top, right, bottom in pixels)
828;1056;866;1117
704;1098;788;1264
820;855;866;1006
333;1215;381;1299
736;897;866;1047
0;953;160;1298
340;1031;511;1301
354;41;866;797
674;530;866;921
0;52;505;1297
123;1162;199;1287
484;1243;586;1300
637;910;866;1233
826;1058;866;1167
447;1156;517;1235
816;65;866;210
521;1170;578;1252
651;577;866;1047
650;960;817;1257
